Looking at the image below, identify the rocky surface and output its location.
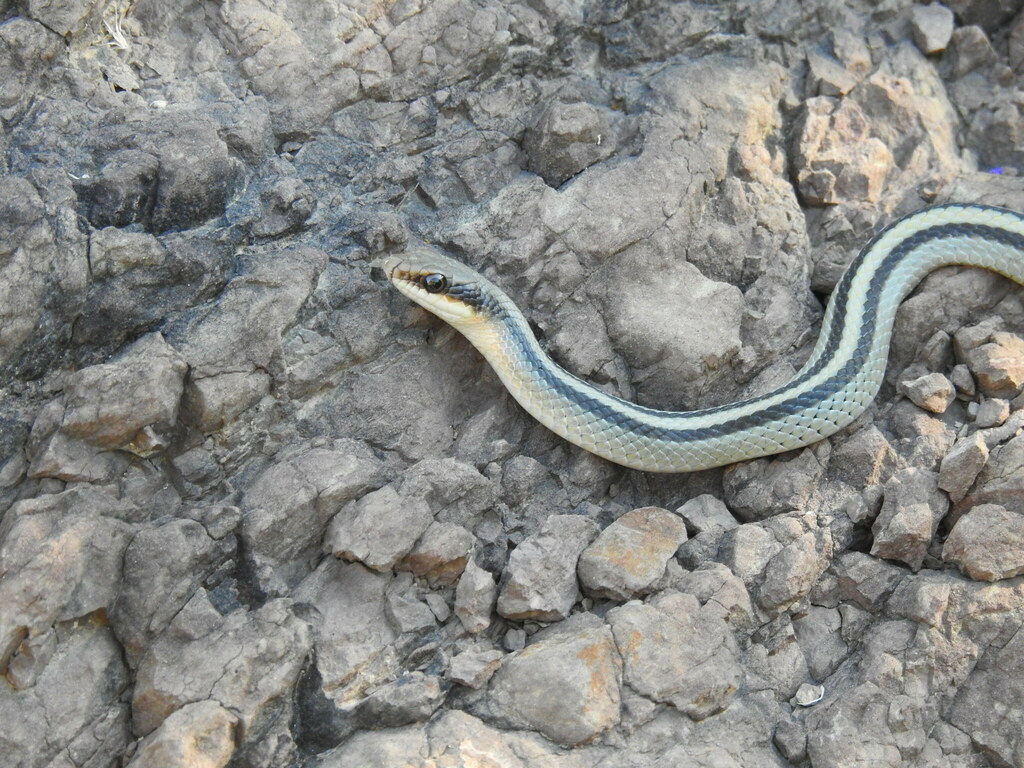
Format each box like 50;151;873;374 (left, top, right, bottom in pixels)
2;1;1024;766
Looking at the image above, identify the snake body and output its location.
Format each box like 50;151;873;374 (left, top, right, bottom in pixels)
384;204;1024;472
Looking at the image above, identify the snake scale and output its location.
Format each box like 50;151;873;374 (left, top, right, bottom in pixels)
384;204;1024;472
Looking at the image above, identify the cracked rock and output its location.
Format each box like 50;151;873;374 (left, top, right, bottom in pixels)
911;3;955;54
326;484;434;573
900;371;955;413
577;506;688;601
496;515;599;622
943;503;1024;581
126;700;239;768
487;616;621;745
607;591;741;720
870;468;949;570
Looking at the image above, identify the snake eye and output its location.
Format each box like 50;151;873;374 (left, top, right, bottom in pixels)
422;273;448;293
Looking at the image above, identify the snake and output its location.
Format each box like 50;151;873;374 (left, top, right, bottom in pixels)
383;204;1024;472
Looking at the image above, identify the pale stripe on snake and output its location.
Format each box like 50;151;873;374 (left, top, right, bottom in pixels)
384;204;1024;472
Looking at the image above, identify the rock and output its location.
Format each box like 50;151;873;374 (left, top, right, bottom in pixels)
292;560;395;704
133;594;311;752
0;621;130;768
722;443;828;521
523;100;617;187
242;442;385;592
948;25;997;79
169;247;327;430
27;333;186;475
577;506;688;600
806;49;857;98
673;563;755;630
900;371;955;413
793;683;825;707
774;719;808;763
454;558;498;634
955;432;1024;518
126;700;239;768
943;504;1024;581
974;397;1009;427
963;331;1024;398
870;468;949;570
791;96;893;205
949;622;1024;767
911;3;955;54
607;592;742;720
384;574;437;635
834;552;905;611
829;425;898;487
938;431;989;503
399;521;475;587
496;515;599;622
0;487;135;672
675;494;739;567
447;648;505;689
325;484;434;572
351;672;446;728
759;529;833;611
793;607;847;680
950;363;976;398
109;518;223;665
487;617;621;745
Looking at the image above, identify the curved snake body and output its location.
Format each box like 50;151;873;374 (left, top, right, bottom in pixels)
385;204;1024;472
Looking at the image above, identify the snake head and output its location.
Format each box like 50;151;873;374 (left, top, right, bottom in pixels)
382;246;491;326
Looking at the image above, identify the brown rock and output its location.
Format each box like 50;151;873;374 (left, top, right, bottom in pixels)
126;700;238;768
964;331;1024;398
938;431;989;503
577;507;688;600
899;371;955;414
943;504;1024;581
870;469;948;570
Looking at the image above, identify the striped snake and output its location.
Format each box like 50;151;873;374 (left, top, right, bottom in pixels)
384;204;1024;472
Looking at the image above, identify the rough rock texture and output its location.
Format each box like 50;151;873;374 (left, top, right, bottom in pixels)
3;1;1024;766
577;506;688;600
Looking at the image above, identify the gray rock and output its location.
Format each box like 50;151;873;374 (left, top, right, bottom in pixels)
830;425;898;487
384;573;437;635
243;442;385;591
0;487;135;672
723;444;829;521
607;592;742;720
351;672;446;728
955;432;1024;519
577;506;688;601
325;484;434;572
109;518;222;665
447;648;505;689
900;371;955;414
759;528;833;611
949;622;1024;767
0;622;130;768
125;700;239;768
943;503;1024;581
834;551;905;611
911;3;955;54
399;520;474;587
793;606;848;680
948;25;998;79
455;558;498;634
487;617;621;745
524;100;618;187
675;494;739;567
938;431;989;503
293;559;395;703
974;397;1009;427
496;515;599;622
133;593;311;756
672;563;756;631
951;363;977;399
871;468;949;570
